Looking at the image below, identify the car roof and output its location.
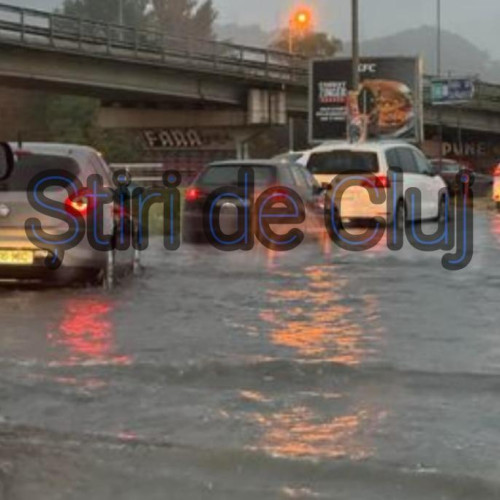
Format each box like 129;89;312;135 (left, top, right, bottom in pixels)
9;142;99;157
208;159;296;168
309;141;418;154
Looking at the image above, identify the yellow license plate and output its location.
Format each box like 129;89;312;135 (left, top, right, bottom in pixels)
0;250;34;265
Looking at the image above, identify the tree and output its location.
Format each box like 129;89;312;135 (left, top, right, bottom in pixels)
148;0;217;39
61;0;149;26
271;30;343;59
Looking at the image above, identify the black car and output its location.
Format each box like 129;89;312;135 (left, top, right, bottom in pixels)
431;159;493;197
182;160;324;244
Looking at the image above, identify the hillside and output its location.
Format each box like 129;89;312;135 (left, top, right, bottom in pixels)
216;24;500;83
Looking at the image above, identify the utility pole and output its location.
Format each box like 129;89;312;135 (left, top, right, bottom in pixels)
352;0;360;91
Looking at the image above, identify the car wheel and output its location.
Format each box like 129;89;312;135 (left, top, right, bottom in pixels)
392;199;407;230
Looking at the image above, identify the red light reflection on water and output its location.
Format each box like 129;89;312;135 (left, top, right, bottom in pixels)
491;215;500;245
49;298;130;367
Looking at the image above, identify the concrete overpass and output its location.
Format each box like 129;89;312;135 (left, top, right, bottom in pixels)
0;2;307;118
1;3;500;137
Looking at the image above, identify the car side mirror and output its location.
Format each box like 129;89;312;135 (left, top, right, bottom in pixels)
0;143;14;181
313;185;324;196
428;166;438;177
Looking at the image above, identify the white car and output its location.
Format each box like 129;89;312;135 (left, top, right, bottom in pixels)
493;165;500;211
299;141;448;227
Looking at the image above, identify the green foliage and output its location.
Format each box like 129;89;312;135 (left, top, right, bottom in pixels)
41;95;143;163
272;30;343;59
46;0;217;162
148;0;217;39
61;0;149;26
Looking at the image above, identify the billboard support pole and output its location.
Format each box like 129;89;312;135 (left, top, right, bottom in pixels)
352;0;360;91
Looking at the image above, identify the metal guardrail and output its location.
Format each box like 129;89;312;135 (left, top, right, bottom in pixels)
0;2;308;85
110;163;199;187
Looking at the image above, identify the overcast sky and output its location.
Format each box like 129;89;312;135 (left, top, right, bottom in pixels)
5;0;500;59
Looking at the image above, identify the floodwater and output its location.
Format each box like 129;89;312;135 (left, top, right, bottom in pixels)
1;214;500;499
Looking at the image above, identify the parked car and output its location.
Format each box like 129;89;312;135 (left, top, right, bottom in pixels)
182;160;324;243
493;164;500;211
430;158;493;197
0;143;139;288
299;141;448;228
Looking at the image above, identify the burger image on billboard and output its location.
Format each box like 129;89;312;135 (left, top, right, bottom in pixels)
309;57;422;144
361;79;415;138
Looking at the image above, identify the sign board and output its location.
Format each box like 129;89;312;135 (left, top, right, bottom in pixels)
143;128;235;151
309;57;423;143
431;78;475;105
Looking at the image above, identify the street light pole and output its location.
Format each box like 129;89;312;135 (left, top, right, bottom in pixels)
437;0;441;76
352;0;360;91
118;0;124;25
437;0;444;165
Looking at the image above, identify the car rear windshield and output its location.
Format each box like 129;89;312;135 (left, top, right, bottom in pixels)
197;165;276;187
0;154;81;192
307;151;379;175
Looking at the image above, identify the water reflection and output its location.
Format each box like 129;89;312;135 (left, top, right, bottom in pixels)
250;406;383;460
48;297;130;368
246;263;385;460
491;214;500;245
260;266;381;366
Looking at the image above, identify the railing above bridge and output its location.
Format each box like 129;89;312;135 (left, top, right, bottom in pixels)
0;2;308;85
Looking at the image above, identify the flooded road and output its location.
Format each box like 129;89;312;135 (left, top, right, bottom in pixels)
1;213;500;499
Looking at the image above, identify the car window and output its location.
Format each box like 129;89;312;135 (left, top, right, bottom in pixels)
90;153;113;185
0;154;81;192
197;165;276;187
441;163;461;173
289;165;308;188
412;150;433;175
278;166;296;186
386;149;400;170
300;167;319;190
396;147;418;174
307;150;379;174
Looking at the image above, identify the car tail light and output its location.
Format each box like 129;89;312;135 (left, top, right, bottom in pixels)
65;190;92;215
361;176;391;189
493;165;500;177
185;188;202;202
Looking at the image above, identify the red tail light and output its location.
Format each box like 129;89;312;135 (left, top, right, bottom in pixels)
65;190;92;215
185;188;201;202
493;165;500;177
361;176;391;189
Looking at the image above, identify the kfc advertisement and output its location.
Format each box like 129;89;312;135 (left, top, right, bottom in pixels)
309;57;423;144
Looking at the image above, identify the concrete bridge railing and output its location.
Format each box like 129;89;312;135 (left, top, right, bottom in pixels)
0;2;308;85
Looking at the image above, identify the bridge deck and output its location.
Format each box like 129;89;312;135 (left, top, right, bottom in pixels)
0;2;307;86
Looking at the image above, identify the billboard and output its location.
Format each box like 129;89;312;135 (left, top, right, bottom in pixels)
431;78;475;105
309;57;424;144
